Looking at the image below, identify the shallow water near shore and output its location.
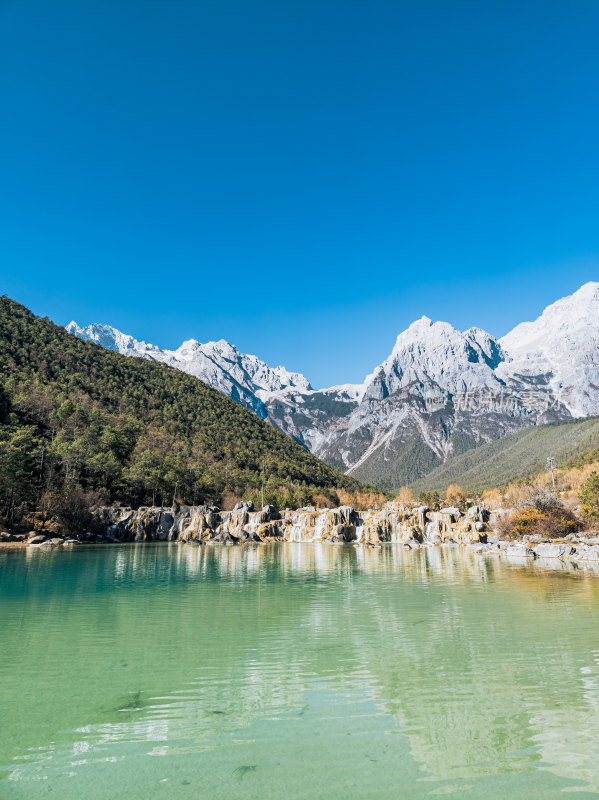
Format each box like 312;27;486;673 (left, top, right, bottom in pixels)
2;543;599;799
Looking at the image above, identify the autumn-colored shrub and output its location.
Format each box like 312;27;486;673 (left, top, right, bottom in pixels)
480;489;503;510
497;504;581;540
395;486;414;506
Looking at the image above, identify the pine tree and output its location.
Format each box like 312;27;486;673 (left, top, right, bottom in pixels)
579;471;599;519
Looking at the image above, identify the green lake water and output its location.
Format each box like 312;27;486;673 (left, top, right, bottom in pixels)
2;543;599;799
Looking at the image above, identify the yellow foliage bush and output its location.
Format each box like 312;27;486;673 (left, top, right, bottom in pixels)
395;486;414;506
500;506;581;540
480;489;503;510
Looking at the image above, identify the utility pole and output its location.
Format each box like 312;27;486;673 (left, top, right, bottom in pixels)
547;457;557;489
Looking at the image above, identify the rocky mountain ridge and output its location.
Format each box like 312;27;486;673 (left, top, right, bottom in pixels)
67;282;599;489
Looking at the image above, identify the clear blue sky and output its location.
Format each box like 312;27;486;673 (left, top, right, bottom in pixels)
1;0;598;388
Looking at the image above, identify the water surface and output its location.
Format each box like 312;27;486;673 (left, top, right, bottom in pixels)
2;543;599;798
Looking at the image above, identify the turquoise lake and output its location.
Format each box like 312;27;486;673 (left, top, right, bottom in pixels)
1;542;599;799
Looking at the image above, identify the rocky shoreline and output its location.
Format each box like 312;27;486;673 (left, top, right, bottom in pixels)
2;502;599;567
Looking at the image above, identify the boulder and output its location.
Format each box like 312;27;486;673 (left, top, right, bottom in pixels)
205;510;219;529
238;529;262;542
234;501;254;512
533;543;573;559
211;529;239;544
329;523;356;542
156;512;174;540
506;544;535;558
28;534;46;545
572;545;599;562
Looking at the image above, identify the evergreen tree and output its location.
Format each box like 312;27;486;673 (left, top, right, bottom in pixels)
579;471;599;520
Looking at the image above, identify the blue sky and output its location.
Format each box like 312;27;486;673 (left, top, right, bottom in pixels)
1;0;598;388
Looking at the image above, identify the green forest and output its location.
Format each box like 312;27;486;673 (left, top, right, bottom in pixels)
0;296;366;529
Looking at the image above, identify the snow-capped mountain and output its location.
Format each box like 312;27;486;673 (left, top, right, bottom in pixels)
362;317;505;402
497;281;599;417
67;282;599;488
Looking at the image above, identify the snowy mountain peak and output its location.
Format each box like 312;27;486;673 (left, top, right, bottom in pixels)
361;315;504;401
495;281;599;417
176;338;202;350
66;321;156;355
572;280;599;299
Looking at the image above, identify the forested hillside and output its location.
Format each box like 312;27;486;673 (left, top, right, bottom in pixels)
0;296;366;526
412;416;599;494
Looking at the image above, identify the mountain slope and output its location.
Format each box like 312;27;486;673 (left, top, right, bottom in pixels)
411;417;599;494
0;296;364;513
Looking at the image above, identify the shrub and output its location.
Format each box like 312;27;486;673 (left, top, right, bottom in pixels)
39;481;103;536
480;489;503;510
496;503;582;540
396;486;414;506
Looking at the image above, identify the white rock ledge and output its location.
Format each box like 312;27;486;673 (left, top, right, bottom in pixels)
10;503;599;570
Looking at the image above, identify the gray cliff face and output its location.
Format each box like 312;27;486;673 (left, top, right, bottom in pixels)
67;283;599;488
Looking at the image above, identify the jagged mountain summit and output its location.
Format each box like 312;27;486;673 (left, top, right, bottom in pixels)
67;282;599;489
497;281;599;417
